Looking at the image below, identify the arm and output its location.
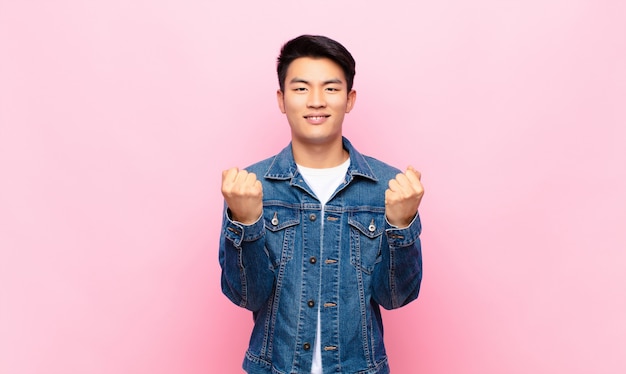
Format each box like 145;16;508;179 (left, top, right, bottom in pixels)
372;214;423;309
218;168;274;311
219;208;274;311
372;166;425;309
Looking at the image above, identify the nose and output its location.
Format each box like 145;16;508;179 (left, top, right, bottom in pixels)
307;88;326;108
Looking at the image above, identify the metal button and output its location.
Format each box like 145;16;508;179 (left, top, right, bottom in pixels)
271;212;279;226
307;300;315;308
309;256;317;264
309;213;316;221
303;342;311;350
368;219;376;232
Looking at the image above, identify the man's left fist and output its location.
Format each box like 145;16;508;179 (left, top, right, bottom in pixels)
385;166;424;228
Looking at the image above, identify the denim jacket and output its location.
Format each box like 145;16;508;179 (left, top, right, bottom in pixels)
219;137;422;374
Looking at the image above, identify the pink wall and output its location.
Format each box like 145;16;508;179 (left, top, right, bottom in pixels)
1;1;625;373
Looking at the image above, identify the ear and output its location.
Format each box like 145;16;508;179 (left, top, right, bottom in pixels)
345;89;357;113
277;89;286;113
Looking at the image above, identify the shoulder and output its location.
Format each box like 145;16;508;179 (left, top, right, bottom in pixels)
358;153;402;183
244;155;276;175
243;142;294;179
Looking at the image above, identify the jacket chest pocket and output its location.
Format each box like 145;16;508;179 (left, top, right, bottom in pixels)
348;211;385;274
264;206;300;269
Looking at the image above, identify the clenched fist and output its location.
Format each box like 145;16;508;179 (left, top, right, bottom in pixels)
385;166;424;228
221;168;263;225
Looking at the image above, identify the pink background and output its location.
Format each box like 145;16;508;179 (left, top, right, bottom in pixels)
1;1;625;373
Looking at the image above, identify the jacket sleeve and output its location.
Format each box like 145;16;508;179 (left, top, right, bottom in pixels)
372;213;423;310
218;206;275;312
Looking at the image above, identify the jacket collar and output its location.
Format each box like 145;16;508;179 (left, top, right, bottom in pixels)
264;137;378;182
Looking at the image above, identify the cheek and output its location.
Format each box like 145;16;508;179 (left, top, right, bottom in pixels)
330;98;349;112
284;95;305;109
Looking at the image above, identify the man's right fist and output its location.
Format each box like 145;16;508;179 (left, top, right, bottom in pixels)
221;168;264;225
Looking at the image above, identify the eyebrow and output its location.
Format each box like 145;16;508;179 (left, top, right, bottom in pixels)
289;78;344;85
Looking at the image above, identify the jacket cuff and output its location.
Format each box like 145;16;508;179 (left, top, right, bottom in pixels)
385;213;422;248
223;210;265;248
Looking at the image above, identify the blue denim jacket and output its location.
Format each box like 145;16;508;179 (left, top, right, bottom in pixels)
219;137;422;374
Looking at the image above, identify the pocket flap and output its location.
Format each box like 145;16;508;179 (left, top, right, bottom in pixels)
264;206;300;232
348;211;385;238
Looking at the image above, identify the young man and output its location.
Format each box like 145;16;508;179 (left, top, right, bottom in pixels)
219;35;424;374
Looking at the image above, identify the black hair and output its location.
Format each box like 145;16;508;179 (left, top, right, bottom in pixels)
277;35;356;93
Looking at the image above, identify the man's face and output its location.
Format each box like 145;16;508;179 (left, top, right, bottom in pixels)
277;57;356;148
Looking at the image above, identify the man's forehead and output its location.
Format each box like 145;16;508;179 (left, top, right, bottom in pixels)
286;57;346;83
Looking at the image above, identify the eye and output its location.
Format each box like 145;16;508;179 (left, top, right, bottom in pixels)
293;87;307;92
325;87;340;92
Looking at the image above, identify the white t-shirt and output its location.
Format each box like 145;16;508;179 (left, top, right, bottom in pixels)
297;158;350;374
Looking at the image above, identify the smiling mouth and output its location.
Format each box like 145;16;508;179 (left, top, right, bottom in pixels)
305;115;329;121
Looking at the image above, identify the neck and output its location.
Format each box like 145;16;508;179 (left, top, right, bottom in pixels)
292;138;348;168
